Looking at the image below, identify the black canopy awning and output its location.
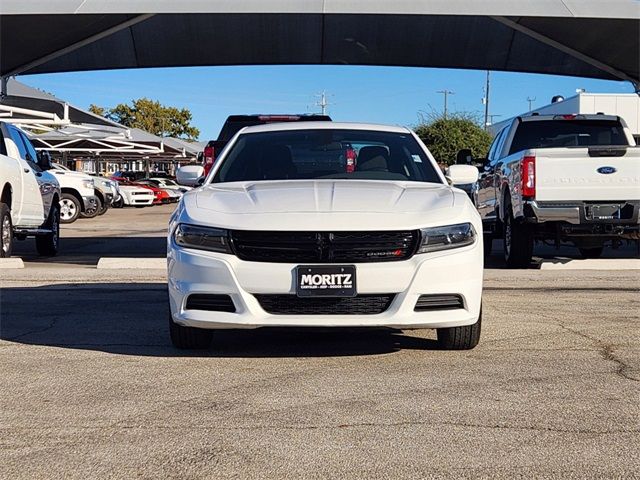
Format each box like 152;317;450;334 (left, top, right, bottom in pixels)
1;3;638;87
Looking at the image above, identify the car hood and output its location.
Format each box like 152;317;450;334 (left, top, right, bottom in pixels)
179;180;477;231
195;180;453;214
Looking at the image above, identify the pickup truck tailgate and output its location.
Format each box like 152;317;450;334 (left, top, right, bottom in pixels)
535;147;640;201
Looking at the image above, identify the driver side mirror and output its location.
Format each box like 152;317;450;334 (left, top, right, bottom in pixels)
36;151;52;171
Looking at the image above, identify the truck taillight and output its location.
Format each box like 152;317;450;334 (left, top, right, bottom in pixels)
203;146;215;175
345;148;356;173
522;156;536;198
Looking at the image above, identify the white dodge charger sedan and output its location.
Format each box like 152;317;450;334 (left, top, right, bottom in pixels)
167;122;483;350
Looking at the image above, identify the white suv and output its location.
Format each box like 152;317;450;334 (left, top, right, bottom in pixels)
168;123;483;350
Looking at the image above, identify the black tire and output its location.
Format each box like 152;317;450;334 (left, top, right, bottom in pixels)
483;233;493;257
169;315;213;349
36;203;60;257
97;200;109;216
437;308;482;350
112;197;124;209
0;203;13;258
578;246;603;259
81;196;101;219
503;210;533;268
59;193;81;224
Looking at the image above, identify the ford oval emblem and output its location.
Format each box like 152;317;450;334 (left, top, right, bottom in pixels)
597;166;617;175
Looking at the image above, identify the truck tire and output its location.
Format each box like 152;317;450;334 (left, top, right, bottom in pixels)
81;196;100;219
169;315;213;349
503;210;534;268
112;197;124;209
579;247;603;259
59;193;81;224
437;308;482;350
97;200;109;215
36;203;60;257
0;203;13;258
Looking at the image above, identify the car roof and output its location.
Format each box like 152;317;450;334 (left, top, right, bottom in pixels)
238;121;412;135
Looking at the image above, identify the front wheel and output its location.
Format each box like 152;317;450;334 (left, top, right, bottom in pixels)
578;247;603;259
59;194;81;224
503;211;533;268
169;316;213;349
0;203;13;258
437;309;482;350
81;196;101;219
36;203;60;256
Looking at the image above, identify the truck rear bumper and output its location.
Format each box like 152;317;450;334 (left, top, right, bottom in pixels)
525;200;640;226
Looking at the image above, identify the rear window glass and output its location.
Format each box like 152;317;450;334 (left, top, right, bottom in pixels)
510;120;628;154
213;129;442;184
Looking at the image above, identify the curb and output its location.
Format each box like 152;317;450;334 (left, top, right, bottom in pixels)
97;258;166;269
539;259;640;270
0;258;25;269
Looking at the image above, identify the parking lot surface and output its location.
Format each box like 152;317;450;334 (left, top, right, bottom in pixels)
1;206;639;478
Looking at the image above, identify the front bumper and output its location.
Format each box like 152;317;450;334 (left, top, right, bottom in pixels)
168;242;483;330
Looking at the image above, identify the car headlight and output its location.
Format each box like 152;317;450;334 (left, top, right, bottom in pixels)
101;180;112;188
174;224;233;253
84;179;95;189
417;223;476;254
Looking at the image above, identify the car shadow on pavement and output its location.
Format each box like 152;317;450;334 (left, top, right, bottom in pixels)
11;236;167;266
0;283;439;357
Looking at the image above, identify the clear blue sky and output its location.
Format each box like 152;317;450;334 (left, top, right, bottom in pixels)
21;66;634;141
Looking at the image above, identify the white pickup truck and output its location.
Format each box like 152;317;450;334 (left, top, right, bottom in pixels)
475;114;640;267
0;122;61;257
47;164;98;223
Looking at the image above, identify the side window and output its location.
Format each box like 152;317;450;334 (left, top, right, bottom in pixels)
19;132;41;172
487;128;506;162
493;126;511;161
8;126;28;160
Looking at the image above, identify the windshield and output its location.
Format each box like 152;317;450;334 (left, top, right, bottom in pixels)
212;129;442;184
510;120;628;154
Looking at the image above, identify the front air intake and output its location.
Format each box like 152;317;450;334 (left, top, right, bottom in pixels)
414;294;464;311
185;294;236;312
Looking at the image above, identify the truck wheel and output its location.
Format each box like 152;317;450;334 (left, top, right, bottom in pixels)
169;315;213;349
59;194;81;224
579;247;603;259
112;198;124;209
36;204;60;257
81;196;100;219
97;200;109;215
0;203;13;258
437;308;482;350
503;211;533;268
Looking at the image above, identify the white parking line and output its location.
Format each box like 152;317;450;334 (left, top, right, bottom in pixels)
539;258;640;270
0;258;25;269
97;258;166;269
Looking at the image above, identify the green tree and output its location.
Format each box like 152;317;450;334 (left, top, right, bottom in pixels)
88;104;106;116
414;113;492;166
90;98;200;140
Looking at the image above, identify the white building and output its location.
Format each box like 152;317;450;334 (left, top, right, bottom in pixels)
490;93;640;142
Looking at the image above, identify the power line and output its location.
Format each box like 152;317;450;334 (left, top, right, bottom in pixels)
436;90;454;119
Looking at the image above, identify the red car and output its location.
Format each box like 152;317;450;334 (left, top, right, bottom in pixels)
111;176;171;205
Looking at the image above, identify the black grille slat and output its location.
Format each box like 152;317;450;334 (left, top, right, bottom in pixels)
414;294;464;311
255;294;395;315
231;230;419;263
186;294;236;312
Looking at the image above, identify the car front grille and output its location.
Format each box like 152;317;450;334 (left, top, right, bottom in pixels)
254;294;395;315
230;230;419;263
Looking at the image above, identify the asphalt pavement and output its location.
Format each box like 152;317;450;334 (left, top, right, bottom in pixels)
1;205;639;478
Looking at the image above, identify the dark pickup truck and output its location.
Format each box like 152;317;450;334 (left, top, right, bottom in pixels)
202;114;332;176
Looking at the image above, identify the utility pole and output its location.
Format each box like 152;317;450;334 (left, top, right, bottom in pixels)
315;91;330;115
487;114;502;126
527;96;536;111
483;71;490;130
437;90;454;119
